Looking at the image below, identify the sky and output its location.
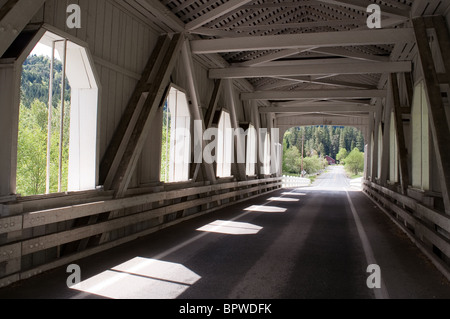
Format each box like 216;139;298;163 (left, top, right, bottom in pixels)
31;43;61;60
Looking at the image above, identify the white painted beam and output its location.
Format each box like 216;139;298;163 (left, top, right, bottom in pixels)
273;101;371;107
185;0;254;31
238;49;310;67
136;0;185;32
310;47;390;62
245;89;386;101
260;105;376;113
210;61;411;79
190;28;414;54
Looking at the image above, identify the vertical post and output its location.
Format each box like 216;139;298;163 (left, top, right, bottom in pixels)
413;17;450;214
301;127;304;176
45;41;55;195
58;39;67;193
371;100;382;182
390;73;409;194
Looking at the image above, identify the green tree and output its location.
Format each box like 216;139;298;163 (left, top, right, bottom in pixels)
16;99;70;196
283;146;301;174
336;148;348;164
345;148;365;175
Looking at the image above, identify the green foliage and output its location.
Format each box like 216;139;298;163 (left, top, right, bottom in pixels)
336;148;348;164
160;103;171;183
283;146;301;175
16;53;71;196
16;99;70;196
282;125;364;176
303;155;328;175
344;148;365;175
21;55;71;108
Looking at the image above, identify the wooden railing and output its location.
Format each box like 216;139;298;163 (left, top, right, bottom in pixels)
0;177;281;287
282;175;311;188
363;180;450;277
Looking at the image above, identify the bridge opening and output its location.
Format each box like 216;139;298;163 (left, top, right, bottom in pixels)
16;30;99;197
282;126;366;184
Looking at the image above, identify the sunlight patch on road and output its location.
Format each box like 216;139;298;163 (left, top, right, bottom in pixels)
267;197;300;202
244;205;287;213
70;258;201;299
197;220;263;235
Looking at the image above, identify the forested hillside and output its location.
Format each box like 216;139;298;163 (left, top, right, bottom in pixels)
282;126;365;176
21;55;71;108
17;54;71;196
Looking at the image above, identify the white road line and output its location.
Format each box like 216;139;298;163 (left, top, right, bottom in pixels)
345;189;389;299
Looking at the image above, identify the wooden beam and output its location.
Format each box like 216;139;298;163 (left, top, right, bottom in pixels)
404;72;414;108
259;105;375;113
238;48;313;67
204;80;223;129
224;79;247;181
390;73;410;194
135;0;185;32
110;34;185;197
181;39;217;184
242;89;386;100
185;0;254;30
274;100;371;107
191;28;415;54
0;0;46;57
100;35;170;186
310;47;390;62
191;79;223;182
413;17;450;214
210;61;412;79
431;16;450;86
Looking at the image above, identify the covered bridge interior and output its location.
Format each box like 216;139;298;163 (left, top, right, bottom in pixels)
1;0;450;298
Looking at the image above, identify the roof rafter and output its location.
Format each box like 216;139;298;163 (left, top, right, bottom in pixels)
210;61;412;79
242;89;386;101
259;105;376;113
190;28;414;54
185;0;255;31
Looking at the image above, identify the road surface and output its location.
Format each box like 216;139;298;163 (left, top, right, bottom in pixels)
0;166;449;299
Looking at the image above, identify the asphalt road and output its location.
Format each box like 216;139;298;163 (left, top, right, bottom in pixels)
1;166;450;299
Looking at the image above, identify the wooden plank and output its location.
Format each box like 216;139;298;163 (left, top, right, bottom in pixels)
20;177;278;229
390;73;410;194
0;242;21;263
20;179;282;255
365;181;450;232
413;17;450;215
0;215;22;234
16;182;281;286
